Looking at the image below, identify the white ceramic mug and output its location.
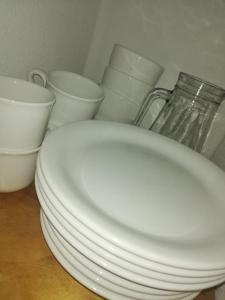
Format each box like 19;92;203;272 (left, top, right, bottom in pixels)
29;70;104;130
0;75;55;150
109;44;164;85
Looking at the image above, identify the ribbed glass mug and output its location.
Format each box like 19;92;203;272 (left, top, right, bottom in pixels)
134;72;225;153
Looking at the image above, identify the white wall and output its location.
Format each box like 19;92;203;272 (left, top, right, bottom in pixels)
0;0;100;79
84;0;225;90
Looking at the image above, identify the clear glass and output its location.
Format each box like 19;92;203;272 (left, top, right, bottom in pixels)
143;72;225;153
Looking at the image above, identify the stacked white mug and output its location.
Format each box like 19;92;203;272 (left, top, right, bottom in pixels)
0;75;55;192
95;44;164;123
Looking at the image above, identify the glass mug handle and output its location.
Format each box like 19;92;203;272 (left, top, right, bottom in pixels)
133;88;171;126
28;69;47;87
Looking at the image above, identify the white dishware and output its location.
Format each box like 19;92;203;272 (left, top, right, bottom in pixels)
35;120;225;299
41;211;199;300
36;166;225;279
95;86;139;123
35;176;225;291
102;66;153;104
29;69;104;130
109;44;164;85
38;121;225;271
0;146;40;192
0;75;54;149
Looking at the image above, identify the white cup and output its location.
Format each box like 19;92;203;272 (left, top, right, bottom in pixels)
109;44;164;85
29;70;104;130
95;86;139;124
102;67;153;105
0;75;55;150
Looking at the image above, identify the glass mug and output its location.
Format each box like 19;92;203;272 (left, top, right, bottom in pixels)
134;72;225;153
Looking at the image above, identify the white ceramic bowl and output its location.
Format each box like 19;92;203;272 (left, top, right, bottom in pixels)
29;70;104;131
0;75;55;149
0;147;40;192
102;67;152;104
109;44;164;85
95;86;139;123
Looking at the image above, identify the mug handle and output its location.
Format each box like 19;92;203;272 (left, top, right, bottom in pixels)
28;69;47;87
133;88;171;126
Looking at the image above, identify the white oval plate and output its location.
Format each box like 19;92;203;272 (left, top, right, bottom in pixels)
39;121;225;270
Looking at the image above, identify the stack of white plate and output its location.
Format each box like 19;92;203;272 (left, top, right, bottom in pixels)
95;44;164;124
35;121;225;300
